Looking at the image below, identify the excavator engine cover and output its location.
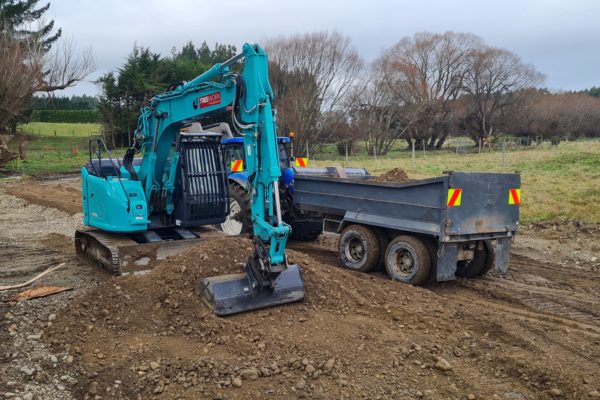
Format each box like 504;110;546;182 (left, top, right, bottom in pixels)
198;261;304;316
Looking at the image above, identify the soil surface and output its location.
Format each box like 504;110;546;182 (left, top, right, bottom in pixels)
375;168;411;183
1;178;599;400
5;178;81;215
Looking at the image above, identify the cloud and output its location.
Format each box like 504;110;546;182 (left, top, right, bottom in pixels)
47;0;600;95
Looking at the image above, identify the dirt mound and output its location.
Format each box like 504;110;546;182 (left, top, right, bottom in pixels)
375;168;411;183
42;235;599;399
45;237;464;399
527;219;600;240
5;180;81;215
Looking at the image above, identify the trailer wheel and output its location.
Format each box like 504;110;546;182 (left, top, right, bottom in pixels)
456;240;494;278
373;228;390;271
220;184;251;236
384;236;431;286
477;240;495;277
338;224;380;272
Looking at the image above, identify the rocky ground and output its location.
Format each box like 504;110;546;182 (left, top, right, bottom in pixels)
0;178;599;400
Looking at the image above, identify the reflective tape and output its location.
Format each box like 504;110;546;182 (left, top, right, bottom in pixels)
509;188;521;205
230;159;244;172
295;157;308;167
447;188;462;207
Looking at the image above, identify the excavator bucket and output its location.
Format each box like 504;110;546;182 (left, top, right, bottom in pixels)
198;262;305;316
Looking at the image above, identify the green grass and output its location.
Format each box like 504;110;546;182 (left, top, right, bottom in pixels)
312;140;600;224
19;122;101;137
5;126;599;223
3;122;115;175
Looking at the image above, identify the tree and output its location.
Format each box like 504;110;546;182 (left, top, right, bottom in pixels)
32;94;97;110
266;32;362;154
0;0;61;49
580;86;600;98
0;28;95;133
97;42;237;147
348;56;422;156
462;46;544;144
0;2;95;134
0;30;44;132
381;32;483;149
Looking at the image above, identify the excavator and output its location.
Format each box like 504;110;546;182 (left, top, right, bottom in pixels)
75;43;304;316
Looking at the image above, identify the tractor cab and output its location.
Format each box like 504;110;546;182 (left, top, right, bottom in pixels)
222;136;292;173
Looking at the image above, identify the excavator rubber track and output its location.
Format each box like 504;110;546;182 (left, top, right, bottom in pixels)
75;228;223;276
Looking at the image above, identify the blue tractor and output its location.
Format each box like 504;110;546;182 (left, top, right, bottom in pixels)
220;136;324;241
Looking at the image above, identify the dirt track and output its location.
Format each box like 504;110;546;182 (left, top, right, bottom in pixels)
0;179;599;400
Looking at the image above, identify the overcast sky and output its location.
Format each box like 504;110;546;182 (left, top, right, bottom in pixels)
48;0;599;96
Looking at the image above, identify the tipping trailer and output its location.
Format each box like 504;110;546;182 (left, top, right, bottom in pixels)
293;171;521;284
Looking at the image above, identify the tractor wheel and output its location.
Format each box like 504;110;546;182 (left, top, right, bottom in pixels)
477;240;495;277
220;183;251;236
384;235;431;286
338;224;381;272
456;241;494;278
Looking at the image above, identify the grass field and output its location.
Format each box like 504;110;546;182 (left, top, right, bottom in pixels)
19;122;101;137
6;122;117;176
5;122;600;223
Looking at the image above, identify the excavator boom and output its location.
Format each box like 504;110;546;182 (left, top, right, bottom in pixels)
199;44;305;315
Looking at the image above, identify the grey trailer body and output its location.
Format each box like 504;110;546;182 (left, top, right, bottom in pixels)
293;171;520;282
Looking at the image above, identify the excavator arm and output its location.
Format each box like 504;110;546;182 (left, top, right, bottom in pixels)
198;44;304;315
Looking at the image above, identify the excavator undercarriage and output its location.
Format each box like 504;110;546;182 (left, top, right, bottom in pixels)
75;227;224;275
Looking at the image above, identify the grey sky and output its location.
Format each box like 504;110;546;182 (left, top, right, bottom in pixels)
49;0;600;96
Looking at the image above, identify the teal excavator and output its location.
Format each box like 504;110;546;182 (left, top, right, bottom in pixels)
75;43;304;315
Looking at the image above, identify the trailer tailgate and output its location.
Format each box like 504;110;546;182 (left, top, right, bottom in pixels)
444;172;520;237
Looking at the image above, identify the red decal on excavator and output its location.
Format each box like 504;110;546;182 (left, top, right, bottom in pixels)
200;92;221;108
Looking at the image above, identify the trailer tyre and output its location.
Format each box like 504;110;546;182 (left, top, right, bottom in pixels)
373;228;390;271
384;236;431;286
338;224;381;272
477;240;495;277
456;240;494;278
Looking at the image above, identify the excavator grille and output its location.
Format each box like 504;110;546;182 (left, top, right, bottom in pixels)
176;134;229;226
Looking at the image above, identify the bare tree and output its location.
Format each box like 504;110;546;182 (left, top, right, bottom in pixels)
266;31;362;154
382;32;483;149
39;36;95;92
0;30;44;131
348;56;422;156
0;22;95;134
462;46;544;144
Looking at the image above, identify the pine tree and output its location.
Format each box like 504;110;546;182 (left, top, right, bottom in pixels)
0;0;61;50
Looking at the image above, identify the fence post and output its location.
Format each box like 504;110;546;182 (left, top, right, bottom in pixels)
501;139;507;169
344;141;349;167
411;139;416;173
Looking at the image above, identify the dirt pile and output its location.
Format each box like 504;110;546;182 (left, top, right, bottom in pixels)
45;236;469;400
527;219;600;240
5;180;82;215
375;168;411;183
42;235;600;400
